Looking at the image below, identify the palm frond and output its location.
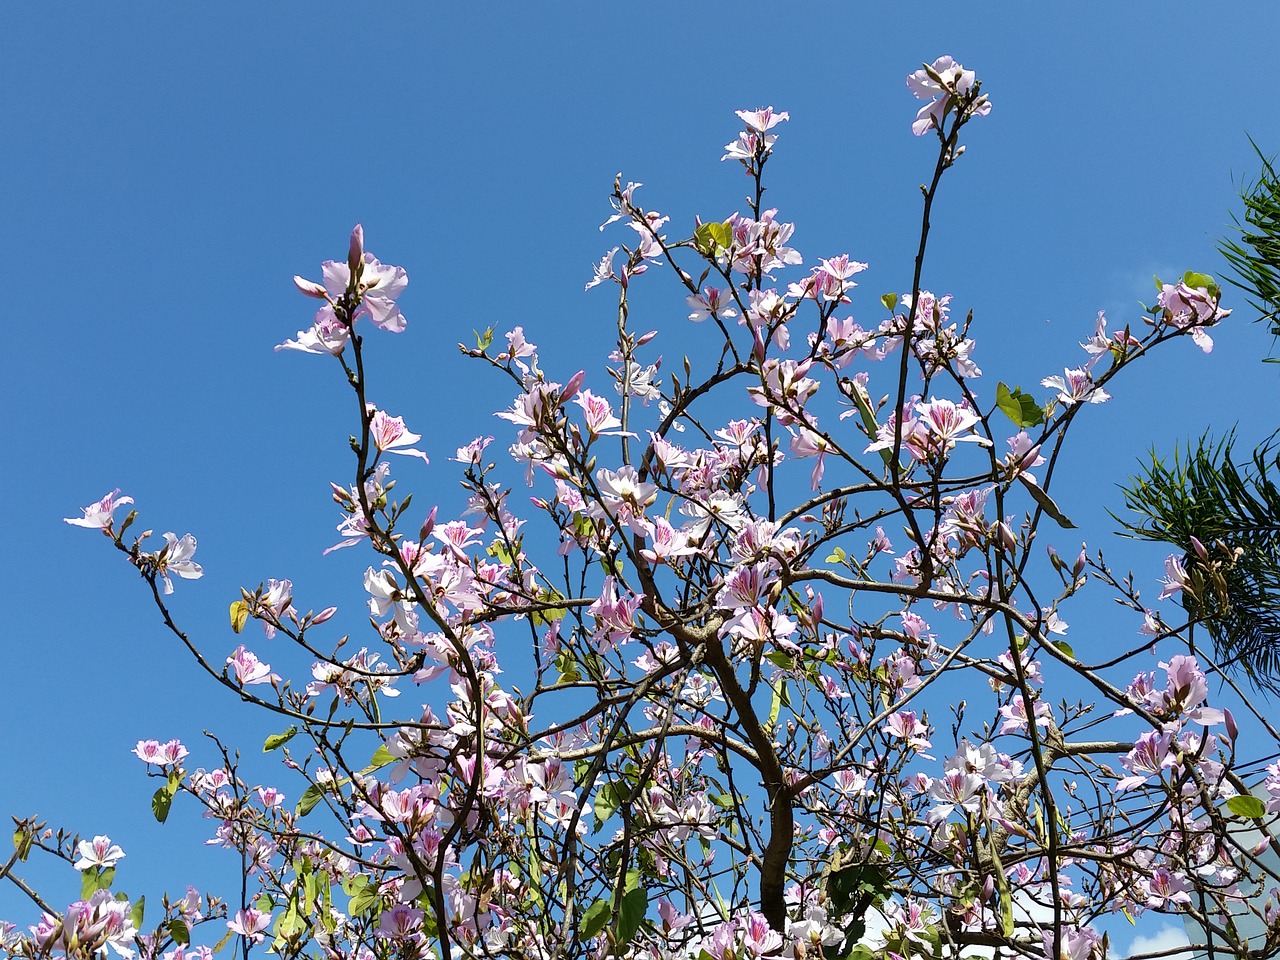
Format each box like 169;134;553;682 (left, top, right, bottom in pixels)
1118;431;1280;693
1220;138;1280;345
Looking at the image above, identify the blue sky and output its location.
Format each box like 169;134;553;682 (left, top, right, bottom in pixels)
5;2;1280;949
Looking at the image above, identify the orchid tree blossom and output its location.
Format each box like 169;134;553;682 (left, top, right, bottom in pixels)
37;57;1277;960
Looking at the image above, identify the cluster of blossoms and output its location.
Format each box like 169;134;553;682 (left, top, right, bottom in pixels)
31;54;1276;960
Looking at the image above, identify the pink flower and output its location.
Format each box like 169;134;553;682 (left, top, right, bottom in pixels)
884;710;931;752
723;108;790;164
258;579;293;638
227;645;280;686
227;908;272;945
736;107;790;133
256;787;284;808
1042;925;1101;960
1158;278;1229;353
297;225;409;333
1116;729;1174;791
1143;867;1192;908
132;738;188;765
154;533;204;594
1004;431;1046;481
747;358;819;425
585;247;618;290
1158;554;1190;600
914;397;991;453
1041;367;1110;406
686;286;738;322
998;694;1053;735
275;312;350;355
789;426;830;489
65;489;134;532
810;254;868;301
907;56;990;136
588;576;643;650
640;516;698;565
368;408;429;463
453;436;493;465
74;836;125;871
375;904;424;942
573;389;629;438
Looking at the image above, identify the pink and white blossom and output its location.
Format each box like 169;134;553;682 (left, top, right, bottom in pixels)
226;645;280;686
65;489;134;532
74;836;126;871
368;408;430;463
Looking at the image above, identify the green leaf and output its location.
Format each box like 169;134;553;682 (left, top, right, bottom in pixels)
617;887;648;941
211;929;235;954
848;381;892;469
487;539;514;564
13;827;32;862
341;874;368;897
263;726;298;752
81;866;115;899
880;293;898;312
825;546;846;564
555;649;581;683
366;744;395;771
474;326;494;351
1183;271;1221;298
1227;794;1266;819
580;898;611;939
296;784;324;818
532;588;569;627
254;893;274;913
768;678;789;727
275;904;305;940
1052;639;1075;659
694;220;732;255
168;919;190;946
995;382;1045;428
151;779;179;824
130;896;145;932
1017;474;1076;528
593;782;624;826
229;599;249;634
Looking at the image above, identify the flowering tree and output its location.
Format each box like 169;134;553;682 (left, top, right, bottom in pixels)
6;57;1278;960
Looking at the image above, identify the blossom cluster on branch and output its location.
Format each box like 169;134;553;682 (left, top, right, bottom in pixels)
6;56;1270;960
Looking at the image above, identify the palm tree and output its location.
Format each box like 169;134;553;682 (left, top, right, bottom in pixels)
1118;143;1280;692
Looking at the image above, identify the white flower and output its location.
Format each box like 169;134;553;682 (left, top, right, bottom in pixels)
74;836;126;871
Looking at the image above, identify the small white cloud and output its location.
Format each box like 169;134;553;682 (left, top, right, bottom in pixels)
1124;922;1192;958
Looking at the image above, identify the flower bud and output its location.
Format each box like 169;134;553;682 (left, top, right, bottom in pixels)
1072;544;1087;578
562;370;586;401
293;276;328;299
996;521;1016;552
312;606;338;625
348;223;365;277
420;505;438;542
1190;535;1208;561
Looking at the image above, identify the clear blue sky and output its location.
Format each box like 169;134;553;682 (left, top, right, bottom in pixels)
4;2;1280;949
